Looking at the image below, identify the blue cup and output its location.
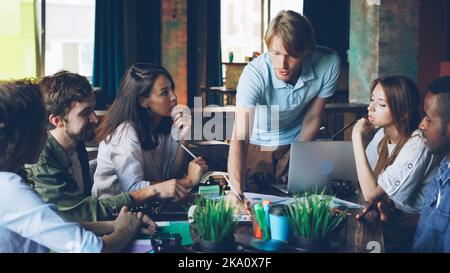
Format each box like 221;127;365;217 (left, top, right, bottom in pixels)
269;205;290;242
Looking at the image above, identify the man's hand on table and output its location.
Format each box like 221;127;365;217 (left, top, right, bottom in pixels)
139;213;158;236
356;199;390;223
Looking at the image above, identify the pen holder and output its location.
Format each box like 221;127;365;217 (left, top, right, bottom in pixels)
269;205;290;242
253;204;270;240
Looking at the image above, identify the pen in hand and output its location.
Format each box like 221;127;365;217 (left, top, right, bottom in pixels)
180;143;196;160
179;143;244;202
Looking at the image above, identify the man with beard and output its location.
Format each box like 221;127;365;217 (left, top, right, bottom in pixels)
27;71;185;222
412;76;450;252
357;76;450;252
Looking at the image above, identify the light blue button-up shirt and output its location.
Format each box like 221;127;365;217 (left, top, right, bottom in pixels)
0;172;103;253
236;46;341;146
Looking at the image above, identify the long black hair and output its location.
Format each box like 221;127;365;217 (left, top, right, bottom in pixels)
0;80;46;173
96;63;174;150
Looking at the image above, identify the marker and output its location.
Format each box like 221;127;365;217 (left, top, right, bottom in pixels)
254;204;269;240
263;203;270;231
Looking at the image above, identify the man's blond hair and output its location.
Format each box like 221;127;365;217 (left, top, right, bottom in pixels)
265;10;316;57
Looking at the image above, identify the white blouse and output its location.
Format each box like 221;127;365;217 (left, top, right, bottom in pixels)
92;122;179;198
366;129;440;214
0;172;102;253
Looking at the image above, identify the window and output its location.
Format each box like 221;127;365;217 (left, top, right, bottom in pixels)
221;0;303;63
264;0;303;52
41;0;95;80
0;0;95;80
221;0;262;63
0;0;38;80
269;0;303;20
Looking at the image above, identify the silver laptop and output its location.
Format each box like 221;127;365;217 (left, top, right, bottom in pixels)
271;141;358;194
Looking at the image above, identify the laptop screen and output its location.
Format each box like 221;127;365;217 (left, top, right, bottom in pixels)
287;141;358;194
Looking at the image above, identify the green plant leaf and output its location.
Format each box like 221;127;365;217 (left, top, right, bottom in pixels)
286;193;347;240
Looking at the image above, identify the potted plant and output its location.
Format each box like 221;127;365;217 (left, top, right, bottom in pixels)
285;193;347;252
192;196;237;252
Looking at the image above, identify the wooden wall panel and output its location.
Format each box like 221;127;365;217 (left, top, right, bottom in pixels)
162;0;188;105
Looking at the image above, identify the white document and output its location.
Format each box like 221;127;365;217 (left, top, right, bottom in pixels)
331;196;364;209
243;192;294;206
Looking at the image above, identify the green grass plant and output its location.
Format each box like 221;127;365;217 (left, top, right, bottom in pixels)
286;192;347;240
193;196;236;242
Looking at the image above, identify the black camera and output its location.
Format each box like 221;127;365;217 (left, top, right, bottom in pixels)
151;232;184;253
331;179;355;198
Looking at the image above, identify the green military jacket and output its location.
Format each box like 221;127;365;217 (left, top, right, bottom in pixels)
26;134;134;222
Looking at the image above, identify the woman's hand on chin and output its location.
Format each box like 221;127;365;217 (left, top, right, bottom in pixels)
352;118;375;139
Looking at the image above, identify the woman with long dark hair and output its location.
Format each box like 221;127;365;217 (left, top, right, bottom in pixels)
352;75;440;251
93;63;207;199
0;80;154;252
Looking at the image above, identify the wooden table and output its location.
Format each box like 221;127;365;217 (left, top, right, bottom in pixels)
243;184;384;253
340;192;384;252
157;187;384;253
